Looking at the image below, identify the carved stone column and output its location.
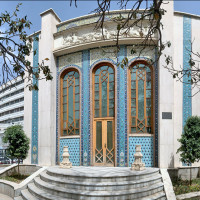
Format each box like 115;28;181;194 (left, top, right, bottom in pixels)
60;146;72;169
131;145;145;171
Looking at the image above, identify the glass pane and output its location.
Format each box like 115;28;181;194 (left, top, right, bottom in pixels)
131;89;136;98
63;96;67;104
63;112;67;121
75;129;79;135
96;121;102;150
131;127;136;133
76;120;79;128
63;130;67;135
138;79;144;121
109;109;114;117
147;117;151;126
68;85;74;123
95;101;99;109
95;83;99;91
131;81;136;89
75;94;79;102
63;88;67;96
146;89;151;98
95;91;99;100
101;81;107;117
95;109;99;118
146;98;151;107
107;121;113;150
146;81;151;89
146;107;151;116
131;107;136;116
75;111;79;119
131;98;136;107
131;72;136;80
75;86;79;93
109;91;114;99
63;121;66;129
132;117;136;126
63;104;67;112
63;81;67;87
109;82;114;90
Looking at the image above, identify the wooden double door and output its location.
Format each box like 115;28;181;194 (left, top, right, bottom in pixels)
93;119;115;166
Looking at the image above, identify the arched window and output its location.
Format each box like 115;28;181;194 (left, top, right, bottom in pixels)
129;61;153;134
61;69;80;136
93;64;115;118
92;63;115;166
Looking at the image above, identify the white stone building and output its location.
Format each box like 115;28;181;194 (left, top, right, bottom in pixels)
0;77;24;149
24;1;200;168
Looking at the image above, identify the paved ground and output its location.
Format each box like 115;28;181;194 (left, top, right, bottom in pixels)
0;194;12;200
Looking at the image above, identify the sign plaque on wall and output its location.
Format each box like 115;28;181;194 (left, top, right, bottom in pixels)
162;112;172;119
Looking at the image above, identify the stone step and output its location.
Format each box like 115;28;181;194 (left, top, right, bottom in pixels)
33;176;165;200
28;183;73;200
140;191;166;200
40;170;163;191
21;189;39;200
46;167;160;183
14;197;23;200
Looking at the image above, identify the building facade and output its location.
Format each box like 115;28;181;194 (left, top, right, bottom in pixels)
24;1;200;168
0;77;24;149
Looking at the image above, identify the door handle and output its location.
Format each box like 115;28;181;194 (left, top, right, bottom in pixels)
104;143;106;148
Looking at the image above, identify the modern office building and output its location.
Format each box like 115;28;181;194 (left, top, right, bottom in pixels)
24;1;200;168
0;77;24;149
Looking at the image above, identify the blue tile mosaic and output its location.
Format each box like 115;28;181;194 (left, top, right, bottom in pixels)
129;136;154;167
117;45;128;167
60;138;80;166
31;34;39;164
183;16;192;127
81;50;90;166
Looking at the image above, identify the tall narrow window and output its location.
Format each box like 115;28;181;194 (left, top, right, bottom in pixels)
130;62;152;134
93;65;115;118
61;69;80;136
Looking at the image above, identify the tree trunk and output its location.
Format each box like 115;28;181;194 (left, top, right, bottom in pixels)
18;158;19;176
190;166;192;185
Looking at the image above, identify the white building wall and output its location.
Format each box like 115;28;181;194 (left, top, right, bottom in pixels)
158;1;175;168
173;15;183;168
38;9;60;165
191;18;200;116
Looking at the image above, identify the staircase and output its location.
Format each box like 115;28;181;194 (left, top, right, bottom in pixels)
15;166;166;200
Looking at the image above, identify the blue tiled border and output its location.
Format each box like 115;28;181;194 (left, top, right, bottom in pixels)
183;16;192;127
81;50;90;166
31;35;39;164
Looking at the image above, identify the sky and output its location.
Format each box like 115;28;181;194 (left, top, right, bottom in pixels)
1;1;200;35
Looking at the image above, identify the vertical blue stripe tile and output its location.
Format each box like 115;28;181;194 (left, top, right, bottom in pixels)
81;50;90;166
31;35;39;164
183;16;192;128
117;45;127;166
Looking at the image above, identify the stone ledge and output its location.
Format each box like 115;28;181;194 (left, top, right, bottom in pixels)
177;191;200;200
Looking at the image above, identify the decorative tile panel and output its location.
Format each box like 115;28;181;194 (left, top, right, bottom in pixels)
57;12;130;32
60;138;80;166
117;45;127;167
81;50;90;166
127;46;155;61
183;16;192;127
31;34;39;164
129;136;154;167
59;52;82;71
90;47;118;66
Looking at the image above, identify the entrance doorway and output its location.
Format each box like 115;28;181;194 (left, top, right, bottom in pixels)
92;63;115;166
